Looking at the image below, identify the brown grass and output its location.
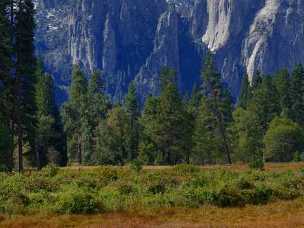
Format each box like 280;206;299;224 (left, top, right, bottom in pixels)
1;198;304;228
64;162;304;172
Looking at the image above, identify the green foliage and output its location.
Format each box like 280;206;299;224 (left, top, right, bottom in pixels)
54;185;101;214
139;68;188;165
238;75;251;108
96;106;130;165
35;62;66;167
249;155;265;170
129;159;143;173
264;117;304;162
173;164;200;175
0;167;304;215
124;82;140;161
290;65;304;124
199;52;233;164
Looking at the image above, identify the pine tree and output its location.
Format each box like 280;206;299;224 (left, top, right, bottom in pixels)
124;82;139;161
96;106;129;165
138;96;160;164
14;0;36;171
200;52;233;164
0;0;11;90
35;62;55;168
157;68;187;164
35;62;66;167
193;97;219;164
0;113;12;171
84;70;107;163
290;65;304;125
0;0;14;171
232;107;264;166
238;75;251;108
183;85;201;163
250;76;280;134
235;75;280;167
62;65;87;164
274;69;292;118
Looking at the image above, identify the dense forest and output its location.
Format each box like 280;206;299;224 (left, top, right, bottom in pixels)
1;0;304;172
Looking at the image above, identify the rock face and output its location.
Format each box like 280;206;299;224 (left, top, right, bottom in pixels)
35;0;304;102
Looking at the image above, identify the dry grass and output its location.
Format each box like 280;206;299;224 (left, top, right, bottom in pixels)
1;198;304;228
64;162;304;172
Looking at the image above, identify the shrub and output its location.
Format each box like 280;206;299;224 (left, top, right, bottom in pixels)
0;193;29;214
249;157;265;170
293;151;302;162
173;164;200;175
213;187;245;207
129;160;143;173
40;165;59;177
54;186;101;214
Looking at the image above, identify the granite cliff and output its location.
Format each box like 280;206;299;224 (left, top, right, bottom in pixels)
35;0;304;102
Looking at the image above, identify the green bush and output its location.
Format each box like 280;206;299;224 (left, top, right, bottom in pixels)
173;164;200;175
0;166;304;215
54;186;102;214
0;193;29;214
40;165;59;177
249;157;265;170
129;160;143;173
213;187;245;207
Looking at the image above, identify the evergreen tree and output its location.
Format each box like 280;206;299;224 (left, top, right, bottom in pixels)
238;75;251;108
183;86;201;163
157;68;187;164
0;0;11;91
250;76;280;134
0;113;12;171
84;70;107;163
96;106;129;165
232;107;263;164
290;65;304;124
124;82;139;161
62;65;87;164
200;52;233;164
274;69;292;118
193;97;219;164
0;0;14;171
35;62;66;167
138;96;160;164
14;0;36;171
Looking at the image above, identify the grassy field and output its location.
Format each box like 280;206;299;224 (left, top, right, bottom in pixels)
1;163;304;227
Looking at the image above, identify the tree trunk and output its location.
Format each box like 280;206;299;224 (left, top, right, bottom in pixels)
78;134;82;164
17;128;23;172
8;120;15;172
36;144;41;170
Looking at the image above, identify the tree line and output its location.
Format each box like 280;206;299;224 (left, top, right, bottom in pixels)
56;54;304;168
1;0;304;171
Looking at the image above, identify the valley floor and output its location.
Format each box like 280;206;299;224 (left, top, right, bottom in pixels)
1;162;304;228
1;198;304;227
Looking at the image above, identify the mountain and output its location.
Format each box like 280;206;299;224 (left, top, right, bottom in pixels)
35;0;304;103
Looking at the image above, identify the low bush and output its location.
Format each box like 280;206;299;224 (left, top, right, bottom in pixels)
54;185;102;214
0;166;304;215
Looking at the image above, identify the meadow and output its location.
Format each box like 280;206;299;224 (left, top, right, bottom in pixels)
1;163;304;227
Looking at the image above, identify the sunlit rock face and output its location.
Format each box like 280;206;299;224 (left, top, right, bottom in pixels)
35;0;304;102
